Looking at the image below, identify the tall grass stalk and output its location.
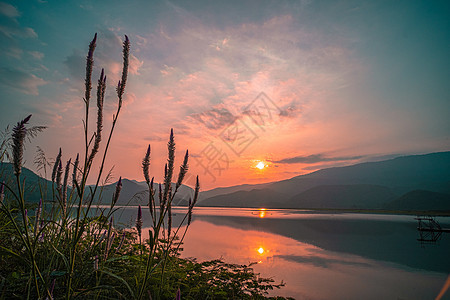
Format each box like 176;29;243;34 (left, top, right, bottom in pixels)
136;134;200;300
66;34;130;300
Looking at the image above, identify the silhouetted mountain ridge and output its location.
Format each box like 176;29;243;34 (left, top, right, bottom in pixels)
286;184;397;209
2;151;449;210
92;178;194;206
0;163;194;206
384;190;450;211
199;188;288;208
199;151;450;210
0;162;52;203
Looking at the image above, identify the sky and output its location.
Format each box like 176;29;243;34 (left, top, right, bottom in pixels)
0;0;449;190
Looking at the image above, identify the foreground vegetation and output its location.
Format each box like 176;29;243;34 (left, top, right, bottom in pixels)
0;34;289;299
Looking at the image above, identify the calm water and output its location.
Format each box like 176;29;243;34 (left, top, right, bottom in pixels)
111;206;450;300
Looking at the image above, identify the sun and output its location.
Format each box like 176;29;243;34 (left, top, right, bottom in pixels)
256;161;266;170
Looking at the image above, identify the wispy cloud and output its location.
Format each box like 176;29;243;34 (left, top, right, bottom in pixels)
0;2;19;18
0;2;37;39
190;107;237;130
0;67;46;95
125;9;360;144
28;51;44;60
0;25;37;39
4;46;23;58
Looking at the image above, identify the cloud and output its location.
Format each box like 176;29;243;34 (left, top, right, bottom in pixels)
129;54;143;75
4;46;23;58
0;2;37;39
28;51;44;60
0;67;46;95
273;153;363;164
143;136;164;142
63;50;84;80
279;104;302;118
132;10;360;121
0;24;37;39
190;107;237;130
0;2;19;18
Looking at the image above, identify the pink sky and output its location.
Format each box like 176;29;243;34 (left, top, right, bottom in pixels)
1;1;449;190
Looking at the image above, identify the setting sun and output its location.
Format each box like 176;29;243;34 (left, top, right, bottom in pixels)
256;161;266;170
257;247;265;254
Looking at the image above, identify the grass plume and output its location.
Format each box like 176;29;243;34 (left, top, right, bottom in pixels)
11;114;31;176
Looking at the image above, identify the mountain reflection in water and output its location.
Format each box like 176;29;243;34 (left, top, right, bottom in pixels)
123;207;449;299
180;208;450;299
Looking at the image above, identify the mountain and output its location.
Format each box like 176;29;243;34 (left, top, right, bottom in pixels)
3;151;450;210
286;184;397;209
267;151;450;196
93;178;148;206
385;190;450;211
198;188;288;208
95;179;194;206
198;183;269;201
0;163;195;206
199;152;450;210
0;162;52;203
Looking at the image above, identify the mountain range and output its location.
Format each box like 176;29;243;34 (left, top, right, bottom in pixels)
198;151;450;211
0;163;194;207
1;151;449;211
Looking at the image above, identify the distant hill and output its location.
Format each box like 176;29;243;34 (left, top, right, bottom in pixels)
95;179;194;206
199;151;450;210
94;178;148;206
198;188;288;208
0;163;194;206
266;151;450;196
0;162;52;203
3;151;450;211
286;184;397;209
198;183;269;201
385;190;450;211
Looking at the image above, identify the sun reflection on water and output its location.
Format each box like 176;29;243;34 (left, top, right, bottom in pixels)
259;209;266;218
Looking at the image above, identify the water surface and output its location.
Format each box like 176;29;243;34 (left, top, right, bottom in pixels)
115;206;450;299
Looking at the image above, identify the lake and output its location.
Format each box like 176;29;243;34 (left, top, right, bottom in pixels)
110;206;450;299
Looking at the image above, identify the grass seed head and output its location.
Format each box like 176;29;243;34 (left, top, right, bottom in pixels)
52;148;62;182
142;144;151;185
12;115;31;176
85;33;97;104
